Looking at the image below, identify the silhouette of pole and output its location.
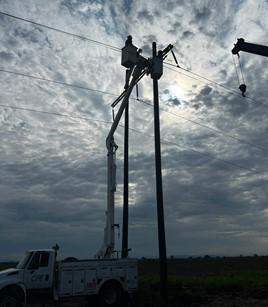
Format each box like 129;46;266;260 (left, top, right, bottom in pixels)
122;100;129;258
152;41;168;301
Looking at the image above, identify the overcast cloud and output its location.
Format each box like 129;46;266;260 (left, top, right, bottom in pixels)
0;0;268;260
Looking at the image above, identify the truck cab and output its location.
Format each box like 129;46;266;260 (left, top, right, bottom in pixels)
0;249;137;307
0;249;56;305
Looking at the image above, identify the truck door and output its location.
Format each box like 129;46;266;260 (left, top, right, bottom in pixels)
24;251;54;290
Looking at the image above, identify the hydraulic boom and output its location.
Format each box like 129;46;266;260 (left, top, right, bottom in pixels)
95;39;148;259
95;37;174;260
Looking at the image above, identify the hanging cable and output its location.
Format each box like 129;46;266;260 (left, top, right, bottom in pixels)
237;54;247;97
164;62;267;107
232;54;241;87
232;54;246;97
238;55;246;84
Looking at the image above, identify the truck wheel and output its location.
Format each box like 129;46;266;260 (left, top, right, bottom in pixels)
99;282;122;306
0;291;22;307
62;257;78;262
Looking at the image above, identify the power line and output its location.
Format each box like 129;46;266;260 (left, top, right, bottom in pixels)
0;68;119;98
127;126;263;175
1;112;258;188
165;62;241;95
1;9;266;110
162;139;262;175
164;64;249;104
0;101;262;175
164;62;268;108
137;99;268;154
0;14;265;182
0;103;113;125
1;67;268;155
0;11;121;52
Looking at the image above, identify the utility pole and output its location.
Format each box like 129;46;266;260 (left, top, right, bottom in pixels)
151;41;168;301
122;99;129;258
107;37;173;299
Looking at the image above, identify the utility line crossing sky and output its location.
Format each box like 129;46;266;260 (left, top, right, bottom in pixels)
0;0;268;260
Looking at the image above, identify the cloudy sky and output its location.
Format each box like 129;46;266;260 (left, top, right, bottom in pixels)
0;0;268;261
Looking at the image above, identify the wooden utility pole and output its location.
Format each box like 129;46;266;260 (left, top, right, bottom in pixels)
152;41;168;301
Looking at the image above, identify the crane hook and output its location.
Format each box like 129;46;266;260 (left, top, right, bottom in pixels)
239;83;247;97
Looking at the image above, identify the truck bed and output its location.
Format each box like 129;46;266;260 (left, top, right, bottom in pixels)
57;258;137;297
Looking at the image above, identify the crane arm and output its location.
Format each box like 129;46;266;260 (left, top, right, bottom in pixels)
95;64;146;259
232;38;268;57
95;37;173;259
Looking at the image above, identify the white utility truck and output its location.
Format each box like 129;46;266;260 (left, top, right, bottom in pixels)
0;38;146;307
0;248;137;306
0;37;171;306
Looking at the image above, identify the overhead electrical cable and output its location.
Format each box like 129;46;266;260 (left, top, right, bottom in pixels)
126;127;262;175
164;62;241;95
0;68;119;98
164;62;268;108
0;103;113;125
0;10;265;108
0;102;263;176
0;11;121;52
1;10;266;109
1;67;268;155
232;54;241;88
137;99;268;154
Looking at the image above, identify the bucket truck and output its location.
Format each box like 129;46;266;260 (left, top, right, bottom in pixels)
0;37;174;306
95;37;148;259
0;37;147;307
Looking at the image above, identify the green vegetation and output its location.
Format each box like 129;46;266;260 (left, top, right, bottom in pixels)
0;263;16;271
136;271;268;306
2;259;268;306
140;271;268;290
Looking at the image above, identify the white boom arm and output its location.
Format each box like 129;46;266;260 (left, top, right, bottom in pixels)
95;64;145;259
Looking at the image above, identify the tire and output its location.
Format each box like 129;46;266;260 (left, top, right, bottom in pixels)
0;290;23;307
99;282;122;307
62;257;78;262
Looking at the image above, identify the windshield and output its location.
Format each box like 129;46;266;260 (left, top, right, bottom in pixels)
16;252;33;269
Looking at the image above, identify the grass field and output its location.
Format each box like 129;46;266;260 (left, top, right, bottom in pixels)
2;257;268;306
136;257;268;306
0;262;16;270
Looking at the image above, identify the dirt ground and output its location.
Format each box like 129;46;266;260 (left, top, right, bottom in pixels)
135;289;268;307
24;296;268;307
202;297;268;307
